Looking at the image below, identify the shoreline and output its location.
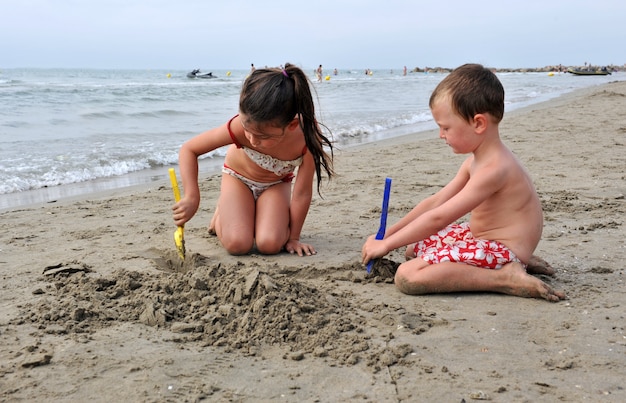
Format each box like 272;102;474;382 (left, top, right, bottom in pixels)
0;124;441;212
2;80;625;401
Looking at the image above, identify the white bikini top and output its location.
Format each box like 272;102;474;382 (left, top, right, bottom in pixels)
227;115;306;177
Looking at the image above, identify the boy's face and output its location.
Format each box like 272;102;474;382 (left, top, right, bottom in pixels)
431;97;480;154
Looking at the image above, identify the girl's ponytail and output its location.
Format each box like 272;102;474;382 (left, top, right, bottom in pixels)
284;64;334;194
240;63;334;194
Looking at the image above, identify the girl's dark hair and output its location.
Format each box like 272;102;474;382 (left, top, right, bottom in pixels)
239;63;334;194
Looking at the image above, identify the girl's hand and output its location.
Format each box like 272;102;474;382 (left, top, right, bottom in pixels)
285;239;317;257
361;235;389;265
172;196;199;227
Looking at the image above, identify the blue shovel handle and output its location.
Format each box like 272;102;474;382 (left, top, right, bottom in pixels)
367;177;392;273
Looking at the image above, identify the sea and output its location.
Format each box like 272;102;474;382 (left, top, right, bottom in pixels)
1;67;623;210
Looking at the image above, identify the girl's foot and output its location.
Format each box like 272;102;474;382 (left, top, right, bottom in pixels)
208;206;218;236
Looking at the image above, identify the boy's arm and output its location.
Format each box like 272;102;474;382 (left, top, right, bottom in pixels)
385;157;471;238
383;157;506;252
362;163;471;265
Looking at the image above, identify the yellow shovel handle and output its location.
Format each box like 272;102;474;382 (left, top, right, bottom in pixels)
168;168;181;202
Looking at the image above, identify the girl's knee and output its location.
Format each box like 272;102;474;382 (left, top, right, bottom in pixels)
254;234;285;255
221;235;254;256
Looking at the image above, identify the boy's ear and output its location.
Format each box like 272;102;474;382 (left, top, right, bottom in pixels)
472;113;488;134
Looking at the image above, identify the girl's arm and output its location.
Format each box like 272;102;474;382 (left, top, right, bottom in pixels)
285;152;315;255
173;122;233;226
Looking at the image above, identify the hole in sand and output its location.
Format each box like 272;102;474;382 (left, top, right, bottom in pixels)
143;248;210;273
365;258;399;280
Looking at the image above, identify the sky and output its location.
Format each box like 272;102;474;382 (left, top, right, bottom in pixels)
2;0;625;71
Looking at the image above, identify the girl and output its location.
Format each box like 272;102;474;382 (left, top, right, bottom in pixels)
173;63;334;256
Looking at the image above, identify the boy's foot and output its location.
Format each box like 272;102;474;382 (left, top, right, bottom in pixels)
500;262;566;302
526;255;556;275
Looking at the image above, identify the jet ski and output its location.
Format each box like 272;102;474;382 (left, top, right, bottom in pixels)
187;69;216;79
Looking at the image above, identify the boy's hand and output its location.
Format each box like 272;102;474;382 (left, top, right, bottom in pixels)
361;235;389;265
285;239;316;256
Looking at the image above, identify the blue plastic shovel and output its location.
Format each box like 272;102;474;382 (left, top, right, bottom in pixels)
367;177;392;274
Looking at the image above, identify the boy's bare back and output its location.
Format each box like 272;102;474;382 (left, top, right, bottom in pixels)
463;143;543;264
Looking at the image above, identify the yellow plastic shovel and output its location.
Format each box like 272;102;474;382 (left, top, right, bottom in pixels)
168;168;186;261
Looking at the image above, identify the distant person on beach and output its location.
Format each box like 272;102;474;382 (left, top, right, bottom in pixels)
316;65;323;82
361;63;566;302
250;63;256;73
173;63;334;256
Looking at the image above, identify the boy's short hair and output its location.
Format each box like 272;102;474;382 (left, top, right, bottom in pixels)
429;64;505;123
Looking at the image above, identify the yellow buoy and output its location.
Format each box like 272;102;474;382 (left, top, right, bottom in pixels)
325;75;330;81
227;71;231;76
166;73;171;78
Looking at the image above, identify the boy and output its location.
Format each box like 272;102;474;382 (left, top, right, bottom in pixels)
361;64;565;302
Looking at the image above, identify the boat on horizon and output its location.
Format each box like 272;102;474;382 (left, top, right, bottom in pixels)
567;67;611;76
186;69;216;79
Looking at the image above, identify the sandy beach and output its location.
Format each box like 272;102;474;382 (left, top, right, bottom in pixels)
1;80;625;402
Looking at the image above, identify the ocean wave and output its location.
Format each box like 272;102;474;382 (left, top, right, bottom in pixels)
80;111;125;120
0;147;226;194
0;78;23;86
331;111;433;142
1;120;29;128
128;110;197;118
0;161;155;194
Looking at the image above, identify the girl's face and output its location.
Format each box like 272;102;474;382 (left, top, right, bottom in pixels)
240;115;286;149
430;98;479;154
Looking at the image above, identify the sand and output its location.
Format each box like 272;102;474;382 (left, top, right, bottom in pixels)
1;80;625;402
